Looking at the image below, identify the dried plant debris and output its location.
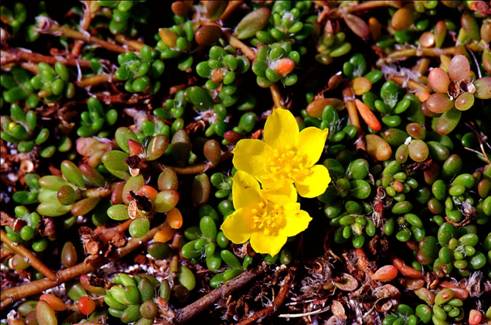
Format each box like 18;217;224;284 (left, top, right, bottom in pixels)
1;0;491;324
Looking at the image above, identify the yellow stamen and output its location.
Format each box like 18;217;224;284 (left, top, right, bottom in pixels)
264;147;312;183
251;200;286;235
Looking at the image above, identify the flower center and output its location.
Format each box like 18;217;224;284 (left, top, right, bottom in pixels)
250;201;286;235
264;147;311;183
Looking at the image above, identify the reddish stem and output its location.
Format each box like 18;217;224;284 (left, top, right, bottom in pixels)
0;230;57;280
71;0;95;57
1;49;92;68
237;270;294;325
0;222;165;309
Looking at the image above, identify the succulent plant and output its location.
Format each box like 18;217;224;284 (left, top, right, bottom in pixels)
1;1;490;324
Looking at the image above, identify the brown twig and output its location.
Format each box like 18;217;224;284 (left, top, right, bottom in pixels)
329;0;401;17
465;121;491;164
94;219;132;243
0;230;57;281
270;84;283;108
20;62;39;74
1;48;92;68
348;0;402;11
71;0;95;57
342;87;360;130
343;87;366;151
223;32;286;109
413;58;430;76
38;19;126;53
224;31;256;61
220;0;244;21
352;0;402;11
0;260;96;310
380;46;466;63
388;75;430;93
237;269;294;325
278;306;331;318
225;31;284;109
0;248;14;262
0;222;165;310
465;42;486;53
115;34;146;51
76;74;112;88
174;266;265;324
388;75;431;102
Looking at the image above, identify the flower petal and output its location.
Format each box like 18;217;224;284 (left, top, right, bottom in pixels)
263;108;299;149
282;208;312;237
298;127;328;166
221;208;252;244
232;171;262;209
262;181;297;204
250;231;287;256
295;164;331;198
233;139;272;178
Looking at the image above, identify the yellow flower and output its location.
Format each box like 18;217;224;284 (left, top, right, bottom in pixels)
221;171;311;256
233;108;331;198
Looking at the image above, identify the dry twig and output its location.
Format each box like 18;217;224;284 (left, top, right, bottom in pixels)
71;0;96;57
1;48;92;68
0;222;166;310
224;31;256;61
224;31;286;109
326;0;401;18
173;266;265;324
220;0;244;21
270;84;284;108
38;18;126;53
237;269;294;325
115;34;146;51
76;74;112;88
0;230;57;281
380;46;466;63
278;306;331;318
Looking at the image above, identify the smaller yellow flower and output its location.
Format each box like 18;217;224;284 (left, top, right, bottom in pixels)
221;171;311;256
233;108;331;198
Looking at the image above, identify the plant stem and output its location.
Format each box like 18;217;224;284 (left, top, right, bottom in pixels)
0;222;165;310
346;0;402;12
270;84;283;108
390;74;428;90
71;0;96;57
278;306;331;318
1;260;96;310
381;46;466;63
388;75;431;102
76;74;112;88
1;48;92;68
39;20;126;53
224;31;256;61
237;269;294;325
329;0;401;17
343;87;361;130
220;0;244;21
115;34;146;51
0;230;57;281
20;62;39;74
225;31;285;109
343;87;366;151
174;266;265;324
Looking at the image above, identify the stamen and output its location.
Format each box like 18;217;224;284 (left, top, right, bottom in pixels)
250;200;286;235
264;147;311;183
